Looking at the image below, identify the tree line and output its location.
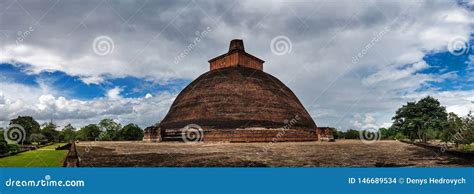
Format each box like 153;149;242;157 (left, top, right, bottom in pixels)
0;118;144;154
389;96;473;146
1;96;472;154
333;96;474;148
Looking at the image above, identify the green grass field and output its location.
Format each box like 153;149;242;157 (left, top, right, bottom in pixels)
0;143;68;167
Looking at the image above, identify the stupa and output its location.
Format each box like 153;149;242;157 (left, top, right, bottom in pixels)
144;39;333;142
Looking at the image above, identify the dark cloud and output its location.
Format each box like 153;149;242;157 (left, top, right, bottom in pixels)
0;0;472;129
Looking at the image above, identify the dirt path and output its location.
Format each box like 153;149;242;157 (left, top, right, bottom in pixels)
75;140;473;167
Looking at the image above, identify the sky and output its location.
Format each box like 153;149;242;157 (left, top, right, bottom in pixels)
0;0;473;130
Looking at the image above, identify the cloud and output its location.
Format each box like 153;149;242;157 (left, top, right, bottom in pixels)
403;90;474;116
0;81;176;128
145;93;153;99
362;61;430;86
107;87;123;100
0;0;472;130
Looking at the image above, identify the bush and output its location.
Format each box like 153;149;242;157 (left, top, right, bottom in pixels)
0;141;9;154
119;124;143;140
0;142;20;155
394;132;406;140
8;144;19;153
9;116;41;144
29;133;48;145
344;129;360;139
331;128;339;139
76;124;101;141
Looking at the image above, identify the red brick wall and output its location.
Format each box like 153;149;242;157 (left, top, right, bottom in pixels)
210;52;263;71
203;129;316;142
316;127;334;141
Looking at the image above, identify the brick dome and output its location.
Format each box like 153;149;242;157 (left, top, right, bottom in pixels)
145;40;322;142
159;67;317;131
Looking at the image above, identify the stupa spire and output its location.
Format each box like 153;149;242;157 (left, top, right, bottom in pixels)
208;39;264;71
229;39;245;51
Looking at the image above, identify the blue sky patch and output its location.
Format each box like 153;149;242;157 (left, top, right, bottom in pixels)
1;38;472;101
0;63;190;100
419;37;473;91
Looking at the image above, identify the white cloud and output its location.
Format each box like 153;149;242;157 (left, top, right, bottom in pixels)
362;61;430;86
107;87;123;100
0;81;176;128
403;90;474;117
0;92;5;104
0;0;472;130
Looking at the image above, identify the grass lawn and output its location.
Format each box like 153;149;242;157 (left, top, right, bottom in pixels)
38;143;68;150
0;143;68;167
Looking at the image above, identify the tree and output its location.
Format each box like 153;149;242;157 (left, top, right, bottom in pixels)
441;112;463;144
463;111;474;144
391;96;448;143
41;122;59;142
9;116;40;144
392;102;419;141
118;123;143;140
437;111;474;148
30;133;47;145
0;127;4;142
0;128;8;154
77;124;101;141
344;129;360;139
458;111;474;146
336;130;346;139
330;128;339;139
0;141;9;155
416;97;447;141
61;124;77;142
379;127;397;139
98;119;121;141
394;131;406;140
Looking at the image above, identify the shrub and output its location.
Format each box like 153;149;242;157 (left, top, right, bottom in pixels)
0;141;9;154
344;129;360;139
118;124;143;140
394;132;406;140
8;144;19;153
